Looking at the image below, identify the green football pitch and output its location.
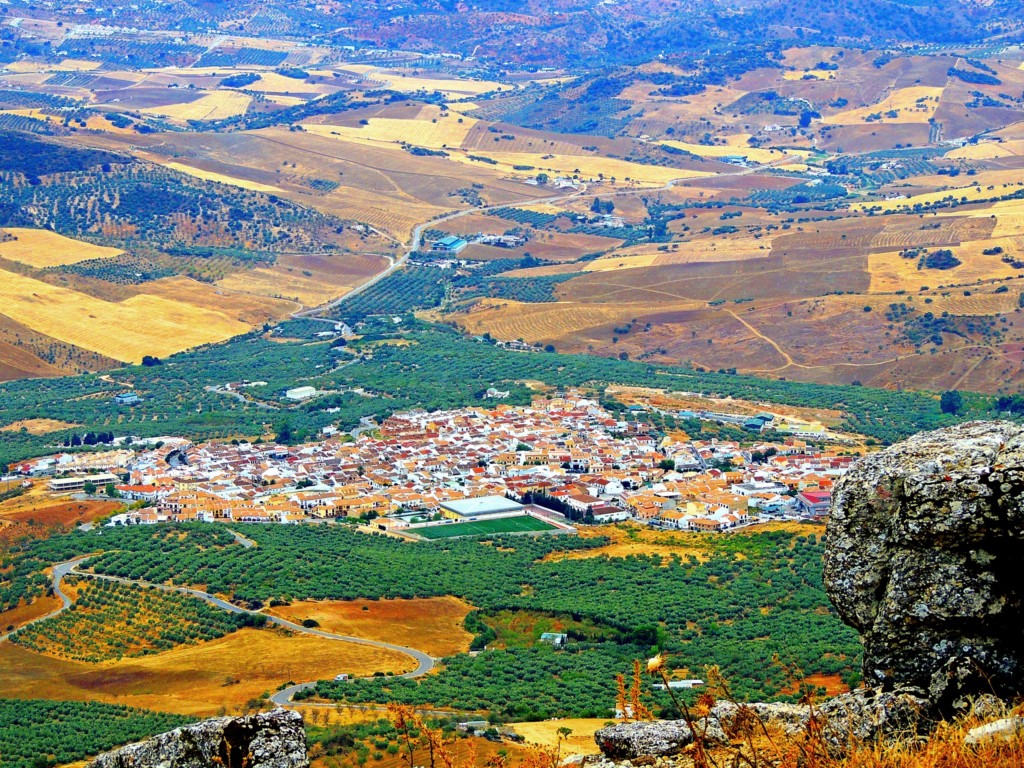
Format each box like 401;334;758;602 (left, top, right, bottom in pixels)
414;515;561;539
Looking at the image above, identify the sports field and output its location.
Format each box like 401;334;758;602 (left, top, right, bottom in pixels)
414;515;561;539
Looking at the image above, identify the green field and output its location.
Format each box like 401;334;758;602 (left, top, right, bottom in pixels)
413;515;562;539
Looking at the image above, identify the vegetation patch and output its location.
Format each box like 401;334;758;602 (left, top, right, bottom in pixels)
11;578;257;662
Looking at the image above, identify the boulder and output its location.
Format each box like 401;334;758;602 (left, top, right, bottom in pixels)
824;421;1024;712
87;708;308;768
594;719;727;759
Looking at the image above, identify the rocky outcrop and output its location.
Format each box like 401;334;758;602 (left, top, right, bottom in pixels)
594;687;928;759
87;708;308;768
824;421;1024;713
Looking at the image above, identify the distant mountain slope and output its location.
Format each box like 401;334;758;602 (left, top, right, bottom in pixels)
18;0;1024;66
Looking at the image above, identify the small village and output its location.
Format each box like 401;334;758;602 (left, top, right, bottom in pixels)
15;393;853;537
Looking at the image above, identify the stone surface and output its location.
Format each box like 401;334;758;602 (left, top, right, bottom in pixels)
596;688;926;760
87;708;308;768
963;716;1024;746
594;719;727;759
823;421;1024;712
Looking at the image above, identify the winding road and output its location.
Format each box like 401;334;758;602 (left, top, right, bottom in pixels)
1;554;435;707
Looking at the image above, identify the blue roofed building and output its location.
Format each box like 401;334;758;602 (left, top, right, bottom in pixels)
432;235;469;254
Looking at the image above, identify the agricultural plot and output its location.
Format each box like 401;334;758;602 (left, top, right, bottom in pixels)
339;65;507;97
659;139;801;164
0;628;415;716
163;162;286;192
413;516;562;538
0;228;122;268
824;86;944;124
303;113;479;150
0;268;249;363
140;90;252;121
11;578;249;662
268;597;474;657
0;699;193;768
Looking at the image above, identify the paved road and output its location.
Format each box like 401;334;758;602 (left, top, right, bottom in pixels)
3;556;435;706
0;557;90;643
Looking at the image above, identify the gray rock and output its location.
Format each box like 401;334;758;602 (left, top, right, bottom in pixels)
817;687;929;751
87;708;308;768
824;421;1024;712
963;716;1024;746
594;720;727;759
710;701;809;737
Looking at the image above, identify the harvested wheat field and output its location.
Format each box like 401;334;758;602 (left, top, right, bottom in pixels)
866;247;1020;293
0;268;249;363
0;627;414;716
303;113;479;150
164;162;286;192
456;298;703;345
142;276;300;324
268;596;474;658
0;418;80;435
824;86;943;124
0;228;122;268
659;140;798;164
215;253;386;307
510;719;608;755
341;65;506;97
141;90;251;121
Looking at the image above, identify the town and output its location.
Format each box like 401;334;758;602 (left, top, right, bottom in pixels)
15;393;852;538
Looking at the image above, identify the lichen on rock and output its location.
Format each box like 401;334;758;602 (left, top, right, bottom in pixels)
824;420;1024;712
86;708;308;768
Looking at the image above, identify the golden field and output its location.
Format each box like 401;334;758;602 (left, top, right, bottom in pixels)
824;86;944;125
140;90;252;121
267;596;474;658
0;228;123;268
164;162;286;192
0;627;414;716
0;268;249;363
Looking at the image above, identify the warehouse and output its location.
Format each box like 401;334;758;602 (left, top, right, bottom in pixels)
439;496;525;520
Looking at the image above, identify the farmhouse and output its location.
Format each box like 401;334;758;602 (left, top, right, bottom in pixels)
432;235;469;255
439;495;524;520
113;392;141;406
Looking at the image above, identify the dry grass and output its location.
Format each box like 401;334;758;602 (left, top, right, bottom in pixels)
659;140;800;164
824;86;944;125
853;183;1006;213
455;299;700;345
0;418;80;435
0;268;249;363
444;150;708;186
140;90;251;121
0;627;414;716
0;228;122;268
866;247;1019;293
0;594;63;633
243;72;334;95
142;276;300;324
164;162;285;192
303;113;478;150
267;596;474;658
583;237;771;272
341;65;506;97
543;523;714;564
509;719;609;755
